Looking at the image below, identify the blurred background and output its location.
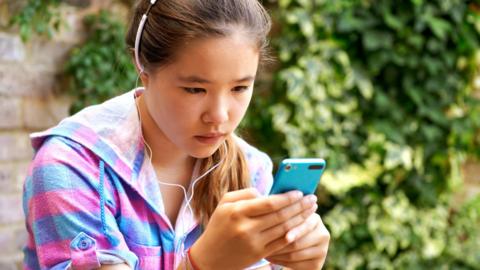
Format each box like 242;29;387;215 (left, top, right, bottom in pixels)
0;0;479;269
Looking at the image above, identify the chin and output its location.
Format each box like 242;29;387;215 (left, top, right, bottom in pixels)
188;141;225;159
189;147;219;159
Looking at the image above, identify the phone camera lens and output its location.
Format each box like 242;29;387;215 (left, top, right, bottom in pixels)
285;164;292;171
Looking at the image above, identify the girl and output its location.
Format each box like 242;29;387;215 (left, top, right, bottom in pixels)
23;0;330;269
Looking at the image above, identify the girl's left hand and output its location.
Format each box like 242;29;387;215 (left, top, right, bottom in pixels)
265;213;330;270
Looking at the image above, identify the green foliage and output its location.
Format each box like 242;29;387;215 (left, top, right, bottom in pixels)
65;10;137;114
245;0;480;268
9;0;62;42
445;195;480;267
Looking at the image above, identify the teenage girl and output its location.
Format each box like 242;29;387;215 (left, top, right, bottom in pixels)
23;0;330;269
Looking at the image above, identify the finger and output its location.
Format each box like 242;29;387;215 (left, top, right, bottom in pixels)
219;188;260;204
285;212;320;243
274;216;330;256
261;210;317;255
253;195;317;230
258;203;317;242
267;244;326;262
241;191;310;217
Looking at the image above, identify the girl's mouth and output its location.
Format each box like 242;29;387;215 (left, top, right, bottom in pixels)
194;133;226;144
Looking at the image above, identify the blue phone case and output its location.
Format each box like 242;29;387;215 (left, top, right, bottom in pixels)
269;158;326;195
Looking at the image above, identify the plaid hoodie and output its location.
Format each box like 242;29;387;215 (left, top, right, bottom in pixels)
23;89;274;270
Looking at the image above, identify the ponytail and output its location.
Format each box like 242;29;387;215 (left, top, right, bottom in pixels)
192;135;250;227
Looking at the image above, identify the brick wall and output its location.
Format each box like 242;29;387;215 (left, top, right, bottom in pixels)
0;0;117;268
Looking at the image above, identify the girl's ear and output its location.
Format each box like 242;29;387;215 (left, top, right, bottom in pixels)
139;71;149;88
131;49;149;87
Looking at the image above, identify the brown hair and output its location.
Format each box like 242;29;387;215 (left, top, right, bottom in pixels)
126;0;272;226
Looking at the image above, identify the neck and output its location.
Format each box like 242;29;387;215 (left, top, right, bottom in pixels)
136;94;195;179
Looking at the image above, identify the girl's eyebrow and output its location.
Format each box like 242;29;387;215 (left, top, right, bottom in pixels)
178;75;256;84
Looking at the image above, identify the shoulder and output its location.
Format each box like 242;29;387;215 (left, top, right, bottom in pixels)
24;136;101;204
30;135;99;176
234;135;274;196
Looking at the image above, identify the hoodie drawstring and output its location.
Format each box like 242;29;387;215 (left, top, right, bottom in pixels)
98;160;120;247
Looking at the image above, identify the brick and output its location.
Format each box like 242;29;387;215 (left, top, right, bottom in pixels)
0;162;29;193
0;132;33;162
0;261;18;270
463;160;480;185
0;33;25;62
0;255;23;270
0;96;22;129
0;3;9;28
0;225;27;255
0;163;19;193
0;64;56;98
28;40;74;72
15;162;29;192
0;194;24;224
23;96;71;130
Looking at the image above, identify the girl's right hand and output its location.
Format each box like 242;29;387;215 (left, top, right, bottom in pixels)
189;188;318;270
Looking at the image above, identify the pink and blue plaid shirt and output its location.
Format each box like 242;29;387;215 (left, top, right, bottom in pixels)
23;89;274;270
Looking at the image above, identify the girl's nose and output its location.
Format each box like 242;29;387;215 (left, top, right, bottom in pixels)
202;97;229;125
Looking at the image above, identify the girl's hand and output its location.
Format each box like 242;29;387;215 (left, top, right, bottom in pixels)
265;213;330;270
189;188;318;270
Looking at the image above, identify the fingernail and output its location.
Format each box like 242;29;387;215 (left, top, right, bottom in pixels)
289;190;303;199
303;195;317;205
286;231;297;242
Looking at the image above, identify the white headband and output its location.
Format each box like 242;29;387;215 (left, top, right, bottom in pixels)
134;0;158;73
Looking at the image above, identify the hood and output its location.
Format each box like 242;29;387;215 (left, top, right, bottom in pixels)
30;89;145;185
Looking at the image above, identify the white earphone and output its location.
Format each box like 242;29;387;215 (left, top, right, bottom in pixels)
133;2;226;266
134;0;158;74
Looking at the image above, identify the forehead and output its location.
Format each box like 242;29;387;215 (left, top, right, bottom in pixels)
158;32;260;82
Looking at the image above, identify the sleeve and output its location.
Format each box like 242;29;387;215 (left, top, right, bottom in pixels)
23;136;138;270
252;151;274;197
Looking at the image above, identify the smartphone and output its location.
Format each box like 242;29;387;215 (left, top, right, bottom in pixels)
269;158;326;195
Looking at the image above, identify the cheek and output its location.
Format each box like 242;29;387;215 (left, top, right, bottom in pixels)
234;92;253;119
146;89;198;129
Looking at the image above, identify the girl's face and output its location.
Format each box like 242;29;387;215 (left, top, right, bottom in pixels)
142;32;259;158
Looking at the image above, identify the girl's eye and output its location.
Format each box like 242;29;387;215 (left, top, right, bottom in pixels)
232;86;250;92
183;87;206;94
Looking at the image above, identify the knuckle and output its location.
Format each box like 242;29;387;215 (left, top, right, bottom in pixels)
265;200;276;211
319;247;328;258
230;205;243;220
233;224;249;237
216;204;229;215
275;209;288;221
302;208;313;218
291;240;301;250
285;252;296;260
287;193;299;204
282;221;292;233
220;193;233;203
247;188;260;197
291;236;302;246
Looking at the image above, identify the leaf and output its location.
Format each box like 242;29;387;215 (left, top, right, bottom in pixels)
426;17;452;40
363;30;394;50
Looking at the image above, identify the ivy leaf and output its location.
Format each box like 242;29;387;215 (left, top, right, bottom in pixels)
363;30;394;50
426;17;452;40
